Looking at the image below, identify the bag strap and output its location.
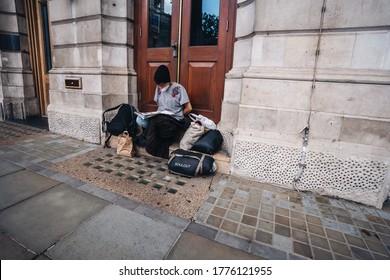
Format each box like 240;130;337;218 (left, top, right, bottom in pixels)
189;113;198;122
104;133;112;148
194;154;205;176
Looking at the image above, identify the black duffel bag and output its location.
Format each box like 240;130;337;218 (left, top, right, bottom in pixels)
167;149;217;178
191;129;223;154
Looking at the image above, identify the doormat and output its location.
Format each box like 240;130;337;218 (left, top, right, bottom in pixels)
53;147;218;219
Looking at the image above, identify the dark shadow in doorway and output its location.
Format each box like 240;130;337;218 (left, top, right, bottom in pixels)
8;116;49;131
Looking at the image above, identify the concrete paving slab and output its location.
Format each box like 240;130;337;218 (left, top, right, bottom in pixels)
0;160;23;177
166;231;264;260
0;184;109;254
45;204;182;260
0;170;60;210
0;233;36;260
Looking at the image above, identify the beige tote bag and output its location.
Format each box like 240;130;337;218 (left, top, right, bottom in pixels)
117;131;135;157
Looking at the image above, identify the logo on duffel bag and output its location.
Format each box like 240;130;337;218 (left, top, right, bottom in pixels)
174;162;191;168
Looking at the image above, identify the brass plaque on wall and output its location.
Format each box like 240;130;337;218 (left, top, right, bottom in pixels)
65;77;82;89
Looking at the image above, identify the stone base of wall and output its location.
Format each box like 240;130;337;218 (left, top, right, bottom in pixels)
217;121;236;157
48;107;101;144
232;140;389;209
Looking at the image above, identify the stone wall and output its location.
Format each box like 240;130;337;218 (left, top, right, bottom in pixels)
47;0;137;143
0;0;39;120
222;0;390;208
0;50;3;120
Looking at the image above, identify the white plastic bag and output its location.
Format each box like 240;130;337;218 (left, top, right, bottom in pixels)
189;113;217;130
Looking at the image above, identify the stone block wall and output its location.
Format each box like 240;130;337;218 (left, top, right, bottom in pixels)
222;0;390;208
0;50;3;120
47;0;137;143
0;0;39;120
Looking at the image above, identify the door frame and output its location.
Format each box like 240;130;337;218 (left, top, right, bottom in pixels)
25;0;52;116
134;0;236;122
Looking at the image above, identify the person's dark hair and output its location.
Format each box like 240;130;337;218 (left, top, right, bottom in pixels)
154;65;171;84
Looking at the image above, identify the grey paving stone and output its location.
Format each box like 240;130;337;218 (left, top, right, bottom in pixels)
377;209;390;221
0;151;23;163
0;184;109;254
0;170;60;210
329;199;346;209
0;160;23;177
338;222;361;237
46;205;181;260
114;196;142;210
167;231;263;260
304;207;320;216
25;163;47;173
186;222;218;240
62;177;86;188
272;233;293;253
37;168;58;178
323;217;340;230
288;253;308;260
215;231;251;252
301;193;319;209
78;183;120;203
275;199;290;209
134;204;190;230
350;246;374;260
0;233;36;260
49;172;76;183
250;241;288;260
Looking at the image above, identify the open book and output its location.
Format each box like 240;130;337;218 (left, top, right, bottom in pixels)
134;110;174;120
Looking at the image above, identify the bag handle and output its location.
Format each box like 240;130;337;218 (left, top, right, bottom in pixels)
189;113;198;122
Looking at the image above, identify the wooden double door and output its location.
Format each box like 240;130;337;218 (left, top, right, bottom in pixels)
25;0;52;116
136;0;236;123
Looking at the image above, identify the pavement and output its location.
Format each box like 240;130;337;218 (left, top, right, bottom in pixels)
0;120;389;260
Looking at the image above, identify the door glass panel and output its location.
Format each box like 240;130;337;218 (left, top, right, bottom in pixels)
148;0;172;48
190;0;220;46
40;2;52;73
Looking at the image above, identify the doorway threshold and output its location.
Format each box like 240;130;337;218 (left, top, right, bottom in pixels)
8;116;49;131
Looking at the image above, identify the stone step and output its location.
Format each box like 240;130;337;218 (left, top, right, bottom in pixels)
104;135;231;174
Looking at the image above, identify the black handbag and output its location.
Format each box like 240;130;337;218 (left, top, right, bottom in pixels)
167;149;217;177
191;129;223;154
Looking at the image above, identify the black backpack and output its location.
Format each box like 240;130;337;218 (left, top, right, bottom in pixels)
102;103;137;148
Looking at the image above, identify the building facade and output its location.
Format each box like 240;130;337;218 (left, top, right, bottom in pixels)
0;0;389;208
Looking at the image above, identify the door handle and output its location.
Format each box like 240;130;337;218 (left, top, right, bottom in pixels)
172;42;178;58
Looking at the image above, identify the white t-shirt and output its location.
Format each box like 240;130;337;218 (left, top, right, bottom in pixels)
154;82;190;121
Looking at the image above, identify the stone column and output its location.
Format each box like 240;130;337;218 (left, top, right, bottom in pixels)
47;0;136;143
0;50;3;120
225;0;390;208
219;0;256;157
0;0;39;120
